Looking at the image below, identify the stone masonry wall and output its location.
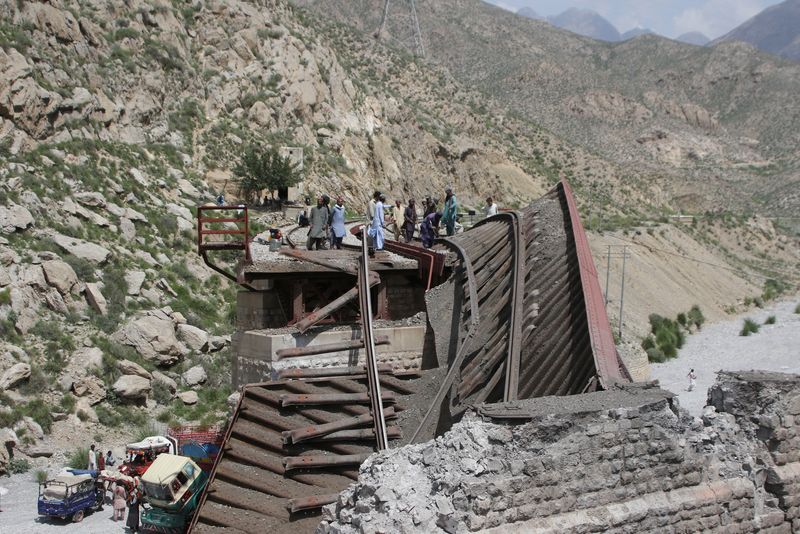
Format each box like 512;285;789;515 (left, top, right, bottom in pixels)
321;375;800;533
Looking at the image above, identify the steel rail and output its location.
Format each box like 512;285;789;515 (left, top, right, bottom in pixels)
358;224;389;451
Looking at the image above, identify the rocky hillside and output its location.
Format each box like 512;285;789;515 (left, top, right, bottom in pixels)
295;0;800;217
0;0;685;473
714;0;800;62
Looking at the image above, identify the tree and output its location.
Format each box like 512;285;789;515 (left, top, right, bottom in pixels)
233;146;301;204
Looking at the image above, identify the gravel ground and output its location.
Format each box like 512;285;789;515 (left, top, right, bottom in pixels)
0;472;134;533
650;298;800;415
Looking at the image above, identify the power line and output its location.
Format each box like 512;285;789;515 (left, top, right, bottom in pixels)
606;235;799;281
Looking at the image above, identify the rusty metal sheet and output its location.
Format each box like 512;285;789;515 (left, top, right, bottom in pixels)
559;180;631;386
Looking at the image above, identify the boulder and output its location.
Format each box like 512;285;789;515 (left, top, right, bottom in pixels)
119;217;136;241
67;346;103;377
152;371;177;395
0;204;34;233
42;260;79;294
51;233;110;263
181;365;207;387
74;191;106;208
178;324;209;352
177;390;198;405
125;271;146;295
116;359;152;380
114;312;186;365
32;4;84;43
177;179;201;198
71;375;106;405
208;335;229;352
112;374;151;400
75;397;98;422
17;416;44;440
0;362;30;390
84;282;107;315
166;203;193;221
25;445;54;458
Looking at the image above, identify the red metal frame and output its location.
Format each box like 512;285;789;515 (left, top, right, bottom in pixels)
559;180;632;385
196;205;253;288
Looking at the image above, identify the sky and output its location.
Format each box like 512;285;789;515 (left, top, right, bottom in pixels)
484;0;784;39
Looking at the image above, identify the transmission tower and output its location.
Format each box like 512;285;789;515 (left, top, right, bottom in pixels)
375;0;425;57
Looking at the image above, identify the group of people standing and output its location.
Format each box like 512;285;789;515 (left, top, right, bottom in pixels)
304;187;489;252
87;443;142;532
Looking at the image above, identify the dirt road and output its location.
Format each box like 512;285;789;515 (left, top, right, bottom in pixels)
650;298;800;415
0;472;133;533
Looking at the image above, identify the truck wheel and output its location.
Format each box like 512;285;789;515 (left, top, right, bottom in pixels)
72;510;84;522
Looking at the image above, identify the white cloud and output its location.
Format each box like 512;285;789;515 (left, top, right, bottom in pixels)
673;0;768;39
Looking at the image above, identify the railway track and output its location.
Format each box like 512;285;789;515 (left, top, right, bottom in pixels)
190;180;630;532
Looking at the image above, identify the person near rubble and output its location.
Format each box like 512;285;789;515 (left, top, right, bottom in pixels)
442;187;458;236
391;199;404;241
87;444;97;471
113;481;127;522
368;194;386;251
368;190;380;220
127;477;142;532
105;450;116;467
423;196;435;218
687;369;697;392
484;196;498;218
403;198;417;242
307;196;328;250
420;211;442;248
331;197;346;250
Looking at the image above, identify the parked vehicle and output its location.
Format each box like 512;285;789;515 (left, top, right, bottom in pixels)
38;473;103;523
119;436;175;477
120;428;224;478
140;454;208;534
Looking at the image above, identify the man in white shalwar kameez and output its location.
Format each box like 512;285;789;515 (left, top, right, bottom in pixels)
369;195;386;251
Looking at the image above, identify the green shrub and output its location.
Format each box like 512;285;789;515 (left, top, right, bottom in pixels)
795;303;800;314
647;314;685;361
0;287;10;305
740;319;760;336
67;447;90;470
35;469;48;483
762;279;785;302
76;409;90;422
8;458;31;474
94;404;122;427
764;315;776;325
687;305;705;330
676;312;687;327
151;380;174;405
60;393;76;414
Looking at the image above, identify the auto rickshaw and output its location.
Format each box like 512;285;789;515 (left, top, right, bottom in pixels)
38;473;103;523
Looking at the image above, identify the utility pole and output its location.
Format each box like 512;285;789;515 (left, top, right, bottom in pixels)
375;0;425;57
618;246;630;339
604;245;611;307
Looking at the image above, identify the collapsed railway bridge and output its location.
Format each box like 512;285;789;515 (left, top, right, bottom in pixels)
188;180;631;533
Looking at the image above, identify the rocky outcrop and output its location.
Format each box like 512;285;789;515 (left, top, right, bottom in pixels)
0;204;34;233
112;374;151;401
72;375;106;405
116;359;152;380
114;311;187;365
177;390;198;405
42;260;79;295
84;282;107;315
0;362;31;390
181;365;207;387
178;324;209;352
51;233;111;263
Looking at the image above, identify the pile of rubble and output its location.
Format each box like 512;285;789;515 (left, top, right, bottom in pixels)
321;373;800;533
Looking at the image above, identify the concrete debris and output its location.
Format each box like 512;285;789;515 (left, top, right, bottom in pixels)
321;374;800;533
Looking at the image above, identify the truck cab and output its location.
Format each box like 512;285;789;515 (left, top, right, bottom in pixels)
141;454;208;534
